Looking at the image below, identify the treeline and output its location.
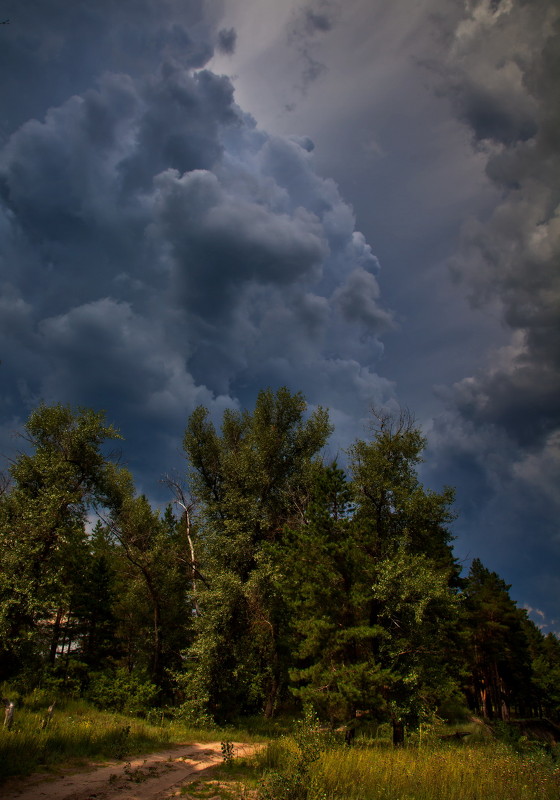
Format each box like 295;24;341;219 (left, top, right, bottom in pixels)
0;389;558;738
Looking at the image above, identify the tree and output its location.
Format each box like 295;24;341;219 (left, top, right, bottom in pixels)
349;409;457;572
286;410;460;743
180;387;332;720
286;462;390;726
0;404;121;678
531;632;560;720
463;559;533;721
350;410;460;741
102;468;193;691
285;450;457;743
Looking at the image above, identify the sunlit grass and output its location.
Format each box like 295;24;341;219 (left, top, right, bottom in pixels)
4;702;559;800
0;699;265;783
308;742;560;800
252;720;560;800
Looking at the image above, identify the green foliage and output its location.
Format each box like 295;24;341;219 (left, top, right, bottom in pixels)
1;392;559;751
101;478;195;690
86;668;158;715
283;413;460;737
531;633;560;717
258;707;331;800
348;409;457;570
0;404;122;678
181;388;332;721
463;559;533;720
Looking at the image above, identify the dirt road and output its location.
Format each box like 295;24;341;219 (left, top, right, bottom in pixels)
1;741;260;800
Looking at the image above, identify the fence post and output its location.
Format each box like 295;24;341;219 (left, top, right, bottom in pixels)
3;701;15;730
41;703;56;730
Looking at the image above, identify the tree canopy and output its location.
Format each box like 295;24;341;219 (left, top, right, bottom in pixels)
0;393;557;735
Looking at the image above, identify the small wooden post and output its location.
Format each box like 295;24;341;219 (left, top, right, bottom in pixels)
41;703;56;730
4;701;15;730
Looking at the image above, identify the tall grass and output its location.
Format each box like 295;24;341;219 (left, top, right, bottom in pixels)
255;721;560;800
0;698;260;783
0;703;171;782
309;742;560;800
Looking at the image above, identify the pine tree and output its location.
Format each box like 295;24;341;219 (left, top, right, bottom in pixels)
531;633;560;720
463;559;532;720
284;411;461;743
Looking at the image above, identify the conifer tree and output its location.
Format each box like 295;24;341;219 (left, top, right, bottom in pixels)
463;559;532;720
285;410;460;743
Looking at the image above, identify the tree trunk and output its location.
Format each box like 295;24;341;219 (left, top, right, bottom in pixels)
263;644;281;718
140;567;162;685
392;717;405;746
345;707;358;745
48;607;65;665
152;600;162;685
263;676;279;718
499;676;510;722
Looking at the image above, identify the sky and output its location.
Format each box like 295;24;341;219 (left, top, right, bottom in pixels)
0;0;558;631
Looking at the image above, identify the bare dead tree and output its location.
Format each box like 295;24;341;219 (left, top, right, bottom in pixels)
368;404;416;439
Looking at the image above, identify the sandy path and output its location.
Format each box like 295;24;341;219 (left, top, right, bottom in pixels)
1;741;260;800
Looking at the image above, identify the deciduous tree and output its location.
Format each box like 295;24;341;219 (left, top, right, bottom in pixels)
0;404;121;678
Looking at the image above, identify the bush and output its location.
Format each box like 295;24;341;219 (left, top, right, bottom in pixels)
172;698;217;728
258;707;332;800
86;669;157;714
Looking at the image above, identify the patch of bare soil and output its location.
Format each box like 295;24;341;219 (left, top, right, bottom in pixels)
1;741;261;800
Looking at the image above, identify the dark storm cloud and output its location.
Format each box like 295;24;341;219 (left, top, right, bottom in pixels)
447;81;537;145
0;0;213;139
0;0;393;493
118;66;238;192
424;0;560;626
217;27;237;55
152;166;327;317
439;0;560;446
333;267;394;335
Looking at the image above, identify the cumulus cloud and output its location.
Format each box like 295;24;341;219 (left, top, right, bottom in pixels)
415;0;560;626
333;266;394;335
439;1;560;447
428;2;560;455
0;0;393;492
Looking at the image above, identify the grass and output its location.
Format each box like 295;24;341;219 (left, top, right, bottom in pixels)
3;702;559;800
309;742;560;800
0;698;266;784
251;721;560;800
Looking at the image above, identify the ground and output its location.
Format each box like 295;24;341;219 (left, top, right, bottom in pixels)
1;741;260;800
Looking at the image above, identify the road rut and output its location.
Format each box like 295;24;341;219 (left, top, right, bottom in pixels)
2;741;260;800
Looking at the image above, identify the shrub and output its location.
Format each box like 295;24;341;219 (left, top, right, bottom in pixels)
87;669;157;714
